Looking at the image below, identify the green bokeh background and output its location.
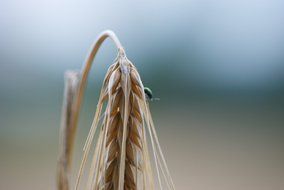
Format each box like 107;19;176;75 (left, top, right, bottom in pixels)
1;0;284;189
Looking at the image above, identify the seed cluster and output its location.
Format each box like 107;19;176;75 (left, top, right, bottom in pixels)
58;31;175;190
95;57;145;190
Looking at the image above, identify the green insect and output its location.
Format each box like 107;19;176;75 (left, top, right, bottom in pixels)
144;87;160;101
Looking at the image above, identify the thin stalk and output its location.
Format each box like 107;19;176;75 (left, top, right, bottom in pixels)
58;30;125;190
72;31;124;163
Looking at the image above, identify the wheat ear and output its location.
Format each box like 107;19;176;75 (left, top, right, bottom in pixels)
57;30;176;190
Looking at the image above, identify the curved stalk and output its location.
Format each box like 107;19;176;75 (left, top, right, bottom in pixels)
57;30;125;190
74;30;124;142
72;30;124;164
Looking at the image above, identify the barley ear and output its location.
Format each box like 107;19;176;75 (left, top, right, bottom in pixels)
57;30;176;190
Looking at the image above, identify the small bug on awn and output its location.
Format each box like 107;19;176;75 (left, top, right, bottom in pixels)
144;87;160;101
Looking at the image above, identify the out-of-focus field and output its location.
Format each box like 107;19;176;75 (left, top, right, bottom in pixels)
1;0;284;189
1;99;283;190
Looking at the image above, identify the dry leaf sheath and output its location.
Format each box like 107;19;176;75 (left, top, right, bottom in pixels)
57;30;175;190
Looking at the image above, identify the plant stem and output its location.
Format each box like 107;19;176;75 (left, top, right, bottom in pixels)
57;30;125;190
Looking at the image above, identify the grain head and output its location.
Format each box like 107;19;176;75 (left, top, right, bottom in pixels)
57;31;175;190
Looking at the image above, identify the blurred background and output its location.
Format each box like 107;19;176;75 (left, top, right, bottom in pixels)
0;0;284;189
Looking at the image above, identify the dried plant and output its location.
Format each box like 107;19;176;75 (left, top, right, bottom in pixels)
57;30;175;190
